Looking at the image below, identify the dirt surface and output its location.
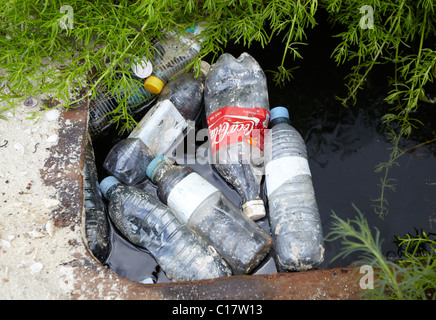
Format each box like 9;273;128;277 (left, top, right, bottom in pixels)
0;97;82;299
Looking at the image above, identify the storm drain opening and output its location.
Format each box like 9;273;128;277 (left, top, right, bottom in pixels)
80;20;436;291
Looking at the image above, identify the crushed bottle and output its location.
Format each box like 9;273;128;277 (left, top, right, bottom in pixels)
204;52;270;220
146;156;273;274
103;69;206;185
264;107;324;271
99;176;232;282
83;135;111;263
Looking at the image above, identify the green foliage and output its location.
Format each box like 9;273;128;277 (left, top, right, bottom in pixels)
1;1;435;215
0;0;318;123
323;0;436;218
326;204;436;300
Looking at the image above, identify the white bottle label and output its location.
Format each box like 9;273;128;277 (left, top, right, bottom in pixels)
167;172;219;223
129;99;188;156
265;156;312;197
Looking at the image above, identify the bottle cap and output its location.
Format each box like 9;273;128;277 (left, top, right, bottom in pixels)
144;75;165;94
270;106;289;121
146;155;167;181
242;199;266;221
132;58;153;78
99;176;121;198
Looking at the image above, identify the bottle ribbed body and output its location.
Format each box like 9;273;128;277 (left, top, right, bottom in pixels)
149;32;202;87
189;192;272;274
204;52;270;220
265;121;324;271
153;164;272;274
107;185;232;282
84;136;110;263
88;90;119;138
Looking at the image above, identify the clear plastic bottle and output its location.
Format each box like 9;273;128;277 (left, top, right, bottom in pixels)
84;135;111;263
146;156;273;274
264;107;324;271
99;176;232;282
102;138;155;186
88;51;163;139
103;69;206;185
87;88;120;139
143;23;206;94
204;52;270;220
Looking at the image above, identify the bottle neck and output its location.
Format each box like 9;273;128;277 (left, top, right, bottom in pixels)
105;183;121;200
150;161;173;184
270;116;290;128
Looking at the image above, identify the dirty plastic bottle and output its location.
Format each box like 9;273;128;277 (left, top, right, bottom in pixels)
87;41;164;139
143;23;206;94
84;135;111;263
102;138;155;186
264;107;324;271
204;52;270;221
103;69;206;185
99;176;232;282
87;88;120;139
146;156;273;274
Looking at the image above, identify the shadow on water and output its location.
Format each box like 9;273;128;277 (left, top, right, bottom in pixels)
91;12;436;282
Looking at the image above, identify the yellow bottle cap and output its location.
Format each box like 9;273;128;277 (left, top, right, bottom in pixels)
144;75;165;94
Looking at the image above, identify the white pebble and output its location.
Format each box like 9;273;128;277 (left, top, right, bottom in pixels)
45;109;60;121
46;134;58;143
1;239;11;249
45;220;55;237
13;143;25;154
29;262;43;274
28;230;45;238
43;198;60;209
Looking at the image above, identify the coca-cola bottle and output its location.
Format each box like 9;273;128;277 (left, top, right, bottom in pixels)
103;69;206;186
146;156;272;274
264;107;324;271
99;176;232;282
204;52;270;220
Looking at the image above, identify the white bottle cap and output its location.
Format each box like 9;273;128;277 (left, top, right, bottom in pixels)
242;199;266;220
132;57;153;78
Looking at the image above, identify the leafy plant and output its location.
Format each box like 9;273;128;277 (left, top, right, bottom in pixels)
326;203;436;300
0;0;318;127
323;0;436;217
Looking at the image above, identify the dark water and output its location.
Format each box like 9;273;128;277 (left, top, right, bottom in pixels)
91;14;436;282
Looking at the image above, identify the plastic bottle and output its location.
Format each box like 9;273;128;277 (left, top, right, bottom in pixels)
83;135;111;263
99;176;232;282
204;52;270;220
264;106;324;271
143;23;206;94
103;69;206;185
87;88;120;139
87;38;167;138
146;156;273;274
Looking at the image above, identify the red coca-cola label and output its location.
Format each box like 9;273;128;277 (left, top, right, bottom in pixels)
207;106;270;154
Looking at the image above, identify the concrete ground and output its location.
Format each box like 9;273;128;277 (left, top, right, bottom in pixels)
0;94;364;300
